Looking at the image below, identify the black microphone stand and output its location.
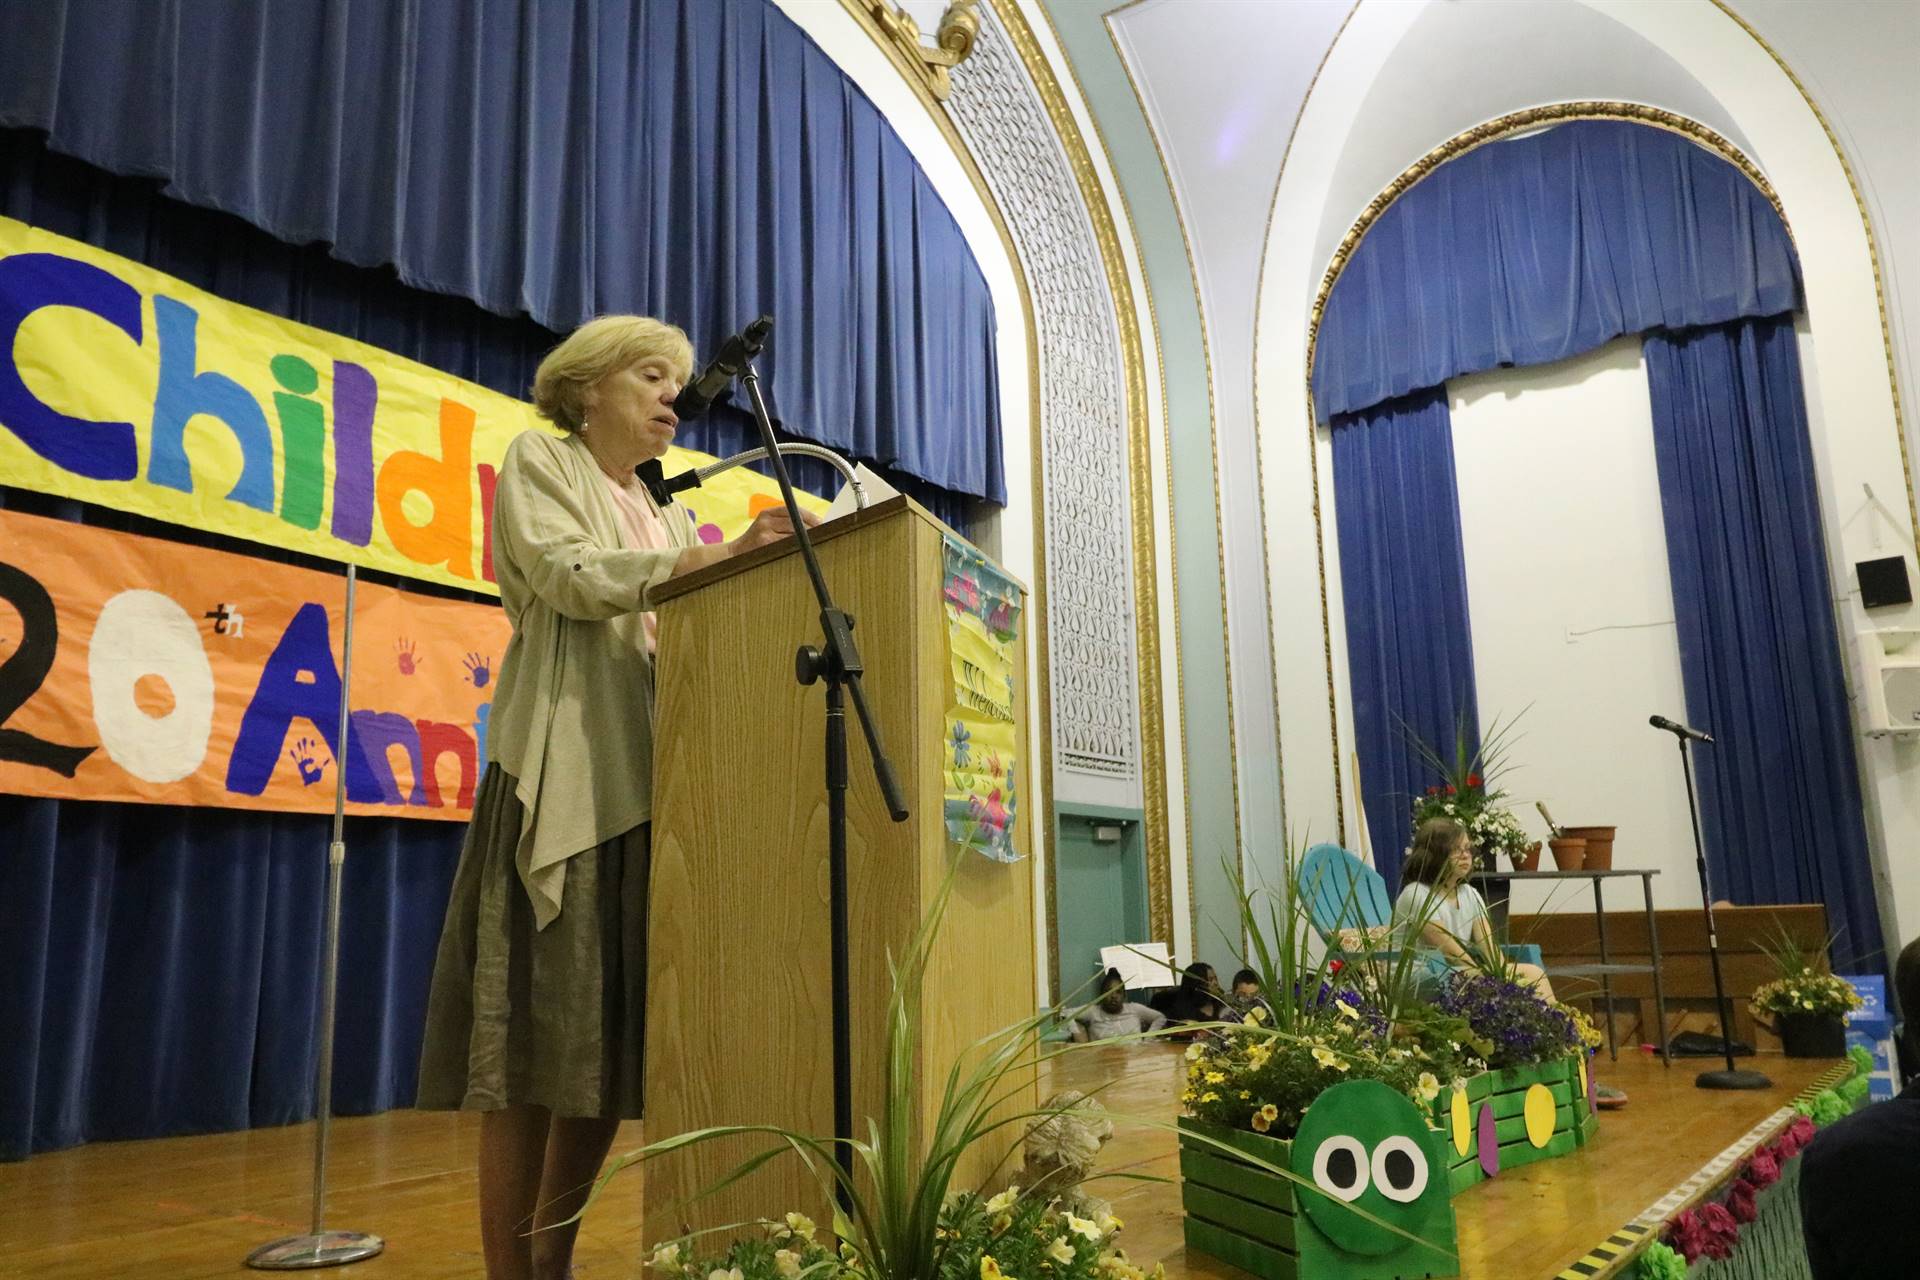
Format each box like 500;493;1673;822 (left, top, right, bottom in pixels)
724;320;911;1204
1671;730;1770;1090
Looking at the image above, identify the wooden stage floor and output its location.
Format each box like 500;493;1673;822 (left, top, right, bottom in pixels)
0;1049;1834;1279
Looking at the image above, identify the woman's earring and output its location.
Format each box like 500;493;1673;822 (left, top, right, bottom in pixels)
579;418;590;435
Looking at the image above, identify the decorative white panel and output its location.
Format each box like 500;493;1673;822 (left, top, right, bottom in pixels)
945;5;1142;796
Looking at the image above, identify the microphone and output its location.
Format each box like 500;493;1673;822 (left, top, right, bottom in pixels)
672;315;773;420
1650;714;1714;743
634;458;702;508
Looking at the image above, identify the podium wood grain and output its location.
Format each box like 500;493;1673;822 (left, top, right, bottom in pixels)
643;499;1035;1241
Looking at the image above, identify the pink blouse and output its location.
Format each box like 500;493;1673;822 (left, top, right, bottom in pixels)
596;469;675;652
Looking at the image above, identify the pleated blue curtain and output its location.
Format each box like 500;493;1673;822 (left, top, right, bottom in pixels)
1330;389;1479;888
1644;317;1886;973
1313;121;1800;422
0;0;1003;503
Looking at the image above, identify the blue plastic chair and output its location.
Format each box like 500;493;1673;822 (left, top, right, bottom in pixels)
1299;843;1543;967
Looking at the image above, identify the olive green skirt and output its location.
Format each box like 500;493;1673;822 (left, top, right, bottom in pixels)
415;764;649;1119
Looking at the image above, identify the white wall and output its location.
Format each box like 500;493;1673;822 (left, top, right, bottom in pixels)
1451;337;1702;913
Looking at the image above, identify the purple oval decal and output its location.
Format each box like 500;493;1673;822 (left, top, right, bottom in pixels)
1477;1102;1500;1177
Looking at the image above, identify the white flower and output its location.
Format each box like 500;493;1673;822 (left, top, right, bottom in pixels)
784;1212;817;1243
648;1243;681;1272
985;1186;1020;1214
708;1269;744;1280
1184;1042;1205;1061
1067;1212;1103;1241
774;1249;803;1278
1048;1238;1076;1264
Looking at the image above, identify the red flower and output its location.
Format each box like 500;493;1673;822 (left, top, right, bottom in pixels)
1467;773;1483;788
1743;1148;1781;1189
1726;1179;1758;1224
1775;1116;1816;1158
1445;784;1457;795
1667;1203;1740;1263
1426;785;1440;796
1328;959;1345;974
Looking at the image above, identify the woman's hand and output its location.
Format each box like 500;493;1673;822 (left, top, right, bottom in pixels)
728;505;821;556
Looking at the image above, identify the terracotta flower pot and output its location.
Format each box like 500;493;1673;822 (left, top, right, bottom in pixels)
1511;842;1541;872
1561;826;1616;871
1548;837;1587;871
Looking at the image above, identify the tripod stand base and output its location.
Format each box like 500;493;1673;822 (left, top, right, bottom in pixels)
1696;1067;1772;1091
246;1231;385;1269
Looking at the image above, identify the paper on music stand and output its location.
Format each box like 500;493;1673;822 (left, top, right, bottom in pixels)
824;462;900;521
1099;942;1177;992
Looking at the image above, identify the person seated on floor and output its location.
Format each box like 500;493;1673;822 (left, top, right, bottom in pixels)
1392;817;1556;1002
1070;969;1168;1042
1152;962;1228;1025
1225;967;1272;1022
1799;934;1920;1279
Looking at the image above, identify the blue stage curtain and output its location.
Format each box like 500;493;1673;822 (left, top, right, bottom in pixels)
1330;388;1480;888
1644;316;1887;974
0;794;463;1161
0;0;1004;504
0;131;965;1159
1313;120;1800;423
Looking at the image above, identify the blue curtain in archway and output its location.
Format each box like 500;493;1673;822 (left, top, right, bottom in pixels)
1319;121;1881;974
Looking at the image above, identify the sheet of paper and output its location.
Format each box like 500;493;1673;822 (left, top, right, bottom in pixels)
823;462;900;520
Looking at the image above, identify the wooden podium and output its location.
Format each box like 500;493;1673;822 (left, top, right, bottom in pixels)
643;496;1036;1236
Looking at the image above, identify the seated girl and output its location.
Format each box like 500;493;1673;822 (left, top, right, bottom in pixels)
1393;817;1555;1001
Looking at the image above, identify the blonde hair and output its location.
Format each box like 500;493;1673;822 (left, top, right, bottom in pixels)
531;315;695;434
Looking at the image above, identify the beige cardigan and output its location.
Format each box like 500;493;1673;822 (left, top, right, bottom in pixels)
487;429;696;929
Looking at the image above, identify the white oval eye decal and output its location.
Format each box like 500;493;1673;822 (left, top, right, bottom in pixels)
1371;1135;1429;1203
1311;1135;1370;1202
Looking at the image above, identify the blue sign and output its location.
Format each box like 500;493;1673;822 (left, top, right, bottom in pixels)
1841;974;1899;1101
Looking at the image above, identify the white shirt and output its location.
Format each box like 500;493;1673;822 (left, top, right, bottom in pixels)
1392;881;1490;956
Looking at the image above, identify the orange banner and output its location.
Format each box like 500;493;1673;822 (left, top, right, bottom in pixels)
0;508;509;820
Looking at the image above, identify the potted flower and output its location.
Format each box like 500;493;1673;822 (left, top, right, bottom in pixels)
1406;712;1535;873
1749;927;1861;1058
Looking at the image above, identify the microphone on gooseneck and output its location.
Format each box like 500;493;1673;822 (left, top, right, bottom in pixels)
1649;714;1715;744
672;315;774;420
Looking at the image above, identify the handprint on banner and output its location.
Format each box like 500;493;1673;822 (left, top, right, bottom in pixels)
463;653;492;688
395;637;419;675
288;737;327;785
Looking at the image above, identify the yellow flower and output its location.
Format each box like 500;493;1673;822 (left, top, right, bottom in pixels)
1238;1090;1251;1100
991;1212;1013;1236
1335;1000;1359;1020
1098;1211;1124;1234
1259;1103;1280;1122
1067;1212;1103;1241
1417;1072;1441;1102
1048;1238;1076;1264
774;1251;803;1279
1245;1005;1266;1024
1204;1071;1225;1085
707;1270;744;1280
1184;1042;1206;1061
985;1186;1020;1214
1251;1110;1272;1132
1200;1091;1220;1103
1312;1045;1346;1070
784;1212;816;1243
980;1257;1005;1280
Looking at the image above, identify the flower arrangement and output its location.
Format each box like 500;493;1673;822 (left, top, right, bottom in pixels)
1648;1113;1823;1270
1405;710;1534;867
1180;1000;1479;1139
642;1198;1163;1280
1433;972;1585;1069
1750;970;1861;1020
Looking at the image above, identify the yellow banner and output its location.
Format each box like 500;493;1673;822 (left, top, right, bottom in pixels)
941;533;1022;861
0;508;511;820
0;216;822;593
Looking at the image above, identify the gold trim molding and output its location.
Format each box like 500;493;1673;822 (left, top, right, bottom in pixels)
836;0;1172;998
992;0;1175;967
868;1;983;102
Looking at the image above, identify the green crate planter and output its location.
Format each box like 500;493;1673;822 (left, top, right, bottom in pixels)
1180;1080;1460;1280
1426;1055;1595;1189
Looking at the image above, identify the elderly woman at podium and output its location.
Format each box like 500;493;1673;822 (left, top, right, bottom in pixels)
415;315;810;1280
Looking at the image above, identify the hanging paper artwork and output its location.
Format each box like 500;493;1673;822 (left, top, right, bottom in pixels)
941;533;1022;862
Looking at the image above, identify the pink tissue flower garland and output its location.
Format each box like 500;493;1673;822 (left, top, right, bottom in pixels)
1660;1115;1819;1264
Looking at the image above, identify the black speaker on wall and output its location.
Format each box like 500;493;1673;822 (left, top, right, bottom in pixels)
1858;556;1913;609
